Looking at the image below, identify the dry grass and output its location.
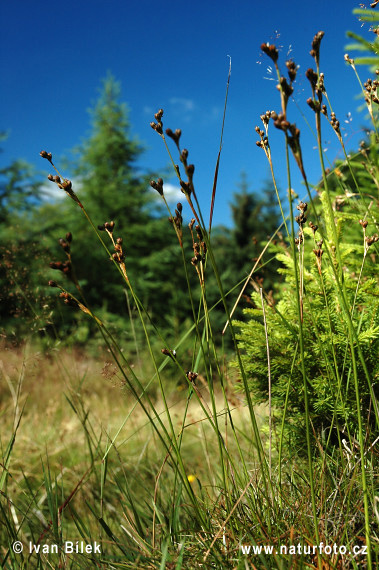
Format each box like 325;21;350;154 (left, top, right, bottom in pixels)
0;342;263;495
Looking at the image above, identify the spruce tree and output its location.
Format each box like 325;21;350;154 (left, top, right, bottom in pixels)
229;172;280;288
209;173;281;335
55;74;153;312
42;74;189;339
72;73;149;225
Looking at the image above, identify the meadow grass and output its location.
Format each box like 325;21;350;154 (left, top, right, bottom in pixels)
1;23;379;570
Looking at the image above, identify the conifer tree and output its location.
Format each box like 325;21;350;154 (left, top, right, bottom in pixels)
229;172;280;287
72;73;149;225
55;74;155;312
209;173;281;335
42;74;189;338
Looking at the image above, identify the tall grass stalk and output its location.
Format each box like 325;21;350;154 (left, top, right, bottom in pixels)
1;18;378;569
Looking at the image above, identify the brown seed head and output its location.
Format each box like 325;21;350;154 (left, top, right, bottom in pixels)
306;68;318;90
366;234;379;247
297;201;308;212
273;113;290;132
286;59;298;82
279;76;294;98
309;221;318;234
62;179;72;192
59;238;70;253
307;98;320;112
186;164;195;179
260;111;272;127
313;248;324;259
161;348;177;360
186;371;198;382
180;179;191;195
104;221;115;233
261;43;279;63
165;128;182;146
195;225;203;241
310;31;324;65
150;121;163;135
295;213;307;226
150;178;164;196
40;150;53;162
49;261;64;270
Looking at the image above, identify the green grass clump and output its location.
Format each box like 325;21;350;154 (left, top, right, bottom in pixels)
1;9;379;569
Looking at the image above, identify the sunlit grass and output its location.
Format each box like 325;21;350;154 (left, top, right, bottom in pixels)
1;11;379;569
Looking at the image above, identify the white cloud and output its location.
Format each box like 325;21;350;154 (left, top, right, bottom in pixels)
210;105;222;119
143;105;154;115
169;97;195;113
163;182;183;203
40;181;65;201
149;181;183;204
40;178;82;202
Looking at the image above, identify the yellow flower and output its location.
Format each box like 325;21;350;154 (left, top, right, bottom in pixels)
187;474;196;483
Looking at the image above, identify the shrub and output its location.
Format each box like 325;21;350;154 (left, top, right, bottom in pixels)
235;170;379;453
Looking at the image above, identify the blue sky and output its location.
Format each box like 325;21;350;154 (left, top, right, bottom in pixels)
1;0;376;227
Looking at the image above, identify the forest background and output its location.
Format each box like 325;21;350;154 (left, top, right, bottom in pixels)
0;2;379;568
0;0;375;353
0;73;283;350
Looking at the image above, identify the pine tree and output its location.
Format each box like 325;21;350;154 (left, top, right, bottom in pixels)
208;173;281;336
52;74;155;312
72;73;149;225
41;74;189;339
229;172;280;287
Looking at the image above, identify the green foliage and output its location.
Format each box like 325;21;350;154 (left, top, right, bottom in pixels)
228;173;281;285
235;146;379;453
209;173;282;335
0;76;285;348
1;8;379;566
346;8;379;71
0;144;53;340
0;134;43;226
36;75;192;339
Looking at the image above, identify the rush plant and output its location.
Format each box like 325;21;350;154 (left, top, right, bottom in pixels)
1;9;378;570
